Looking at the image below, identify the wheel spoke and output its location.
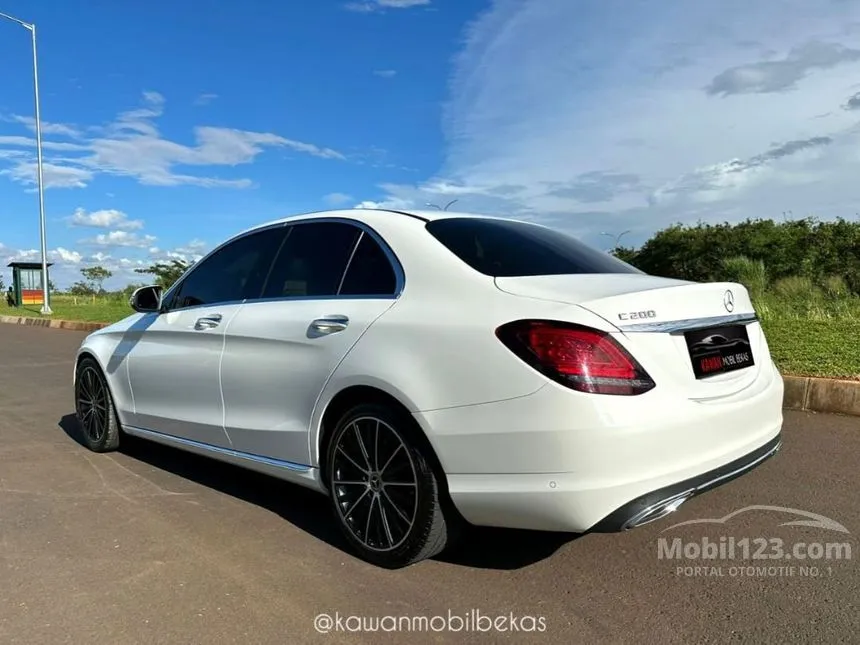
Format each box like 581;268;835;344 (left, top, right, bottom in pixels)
372;420;380;472
378;444;402;477
344;487;371;520
336;445;368;475
353;423;372;470
381;488;412;525
84;370;95;400
79;374;91;401
378;498;395;548
333;480;366;486
364;494;378;543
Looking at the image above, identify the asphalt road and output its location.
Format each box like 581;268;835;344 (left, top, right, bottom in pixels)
1;322;858;644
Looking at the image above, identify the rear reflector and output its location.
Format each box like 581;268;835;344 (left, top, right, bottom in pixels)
496;320;655;395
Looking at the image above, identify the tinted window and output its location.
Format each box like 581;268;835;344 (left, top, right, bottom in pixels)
339;233;398;296
425;218;642;277
169;228;286;309
262;222;361;298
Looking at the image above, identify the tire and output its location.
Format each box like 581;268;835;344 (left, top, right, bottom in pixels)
325;402;457;569
74;357;121;453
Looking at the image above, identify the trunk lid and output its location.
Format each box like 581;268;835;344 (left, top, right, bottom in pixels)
495;274;768;400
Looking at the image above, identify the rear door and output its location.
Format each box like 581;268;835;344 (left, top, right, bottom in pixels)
220;220;400;466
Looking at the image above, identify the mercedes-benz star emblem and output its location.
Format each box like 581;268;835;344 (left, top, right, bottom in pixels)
723;290;735;313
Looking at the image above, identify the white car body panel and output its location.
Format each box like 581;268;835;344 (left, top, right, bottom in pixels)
221;297;397;466
124;304;241;447
75;207;785;536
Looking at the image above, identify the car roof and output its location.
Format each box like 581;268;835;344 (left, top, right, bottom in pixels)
236;207;530;237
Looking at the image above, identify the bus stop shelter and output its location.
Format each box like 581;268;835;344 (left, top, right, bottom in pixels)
7;262;53;307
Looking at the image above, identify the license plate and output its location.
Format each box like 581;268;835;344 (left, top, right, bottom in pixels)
684;324;755;379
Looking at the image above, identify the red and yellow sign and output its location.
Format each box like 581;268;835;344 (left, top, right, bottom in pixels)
20;289;44;305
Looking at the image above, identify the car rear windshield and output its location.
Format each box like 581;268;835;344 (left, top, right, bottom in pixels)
424;217;642;277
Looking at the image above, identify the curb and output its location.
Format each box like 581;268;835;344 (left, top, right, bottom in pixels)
782;375;860;418
0;315;108;333
2;314;860;418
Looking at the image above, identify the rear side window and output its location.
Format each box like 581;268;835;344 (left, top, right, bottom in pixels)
339;233;398;296
262;222;361;298
425;218;642;277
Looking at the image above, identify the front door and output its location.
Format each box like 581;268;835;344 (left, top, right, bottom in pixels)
125;225;287;447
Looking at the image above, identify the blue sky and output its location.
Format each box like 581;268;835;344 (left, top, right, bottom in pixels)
3;0;860;289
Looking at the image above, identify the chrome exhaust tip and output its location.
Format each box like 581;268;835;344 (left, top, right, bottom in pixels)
621;490;694;530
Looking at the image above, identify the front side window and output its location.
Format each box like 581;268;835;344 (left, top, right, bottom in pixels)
168;227;286;309
262;222;361;299
425;217;643;277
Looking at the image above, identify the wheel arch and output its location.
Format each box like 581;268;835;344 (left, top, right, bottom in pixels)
74;341;132;426
315;383;450;498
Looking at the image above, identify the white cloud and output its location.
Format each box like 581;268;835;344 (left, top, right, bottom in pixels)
0;91;345;190
0;136;88;151
360;0;860;245
68;207;144;230
345;0;430;12
194;93;219;106
3;115;82;138
2;246;81;265
324;192;354;206
81;230;158;249
54;247;83;264
373;69;398;78
147;239;209;264
0;161;94;189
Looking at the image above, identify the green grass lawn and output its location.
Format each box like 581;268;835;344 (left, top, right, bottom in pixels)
760;318;860;380
4;294;133;323
4;292;859;380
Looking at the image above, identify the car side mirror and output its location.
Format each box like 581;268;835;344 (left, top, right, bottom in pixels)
130;285;163;313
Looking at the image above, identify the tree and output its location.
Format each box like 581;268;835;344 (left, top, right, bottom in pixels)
80;266;112;294
135;259;194;290
616;216;860;295
0;275;4;292
69;281;94;296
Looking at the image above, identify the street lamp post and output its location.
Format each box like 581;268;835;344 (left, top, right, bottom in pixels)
1;10;52;314
600;230;631;251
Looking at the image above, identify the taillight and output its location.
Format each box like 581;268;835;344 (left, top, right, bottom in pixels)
495;320;655;395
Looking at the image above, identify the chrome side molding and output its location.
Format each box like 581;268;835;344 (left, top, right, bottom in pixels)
123;425;312;472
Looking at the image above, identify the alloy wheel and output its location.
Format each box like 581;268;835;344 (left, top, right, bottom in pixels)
76;366;109;444
330;416;419;552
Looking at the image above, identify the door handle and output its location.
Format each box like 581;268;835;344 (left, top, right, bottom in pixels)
194;314;223;330
310;315;349;335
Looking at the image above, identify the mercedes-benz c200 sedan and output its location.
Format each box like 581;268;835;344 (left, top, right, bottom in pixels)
73;208;783;568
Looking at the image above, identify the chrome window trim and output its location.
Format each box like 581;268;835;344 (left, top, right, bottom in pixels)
337;230;364;296
617;312;759;333
160;217;404;313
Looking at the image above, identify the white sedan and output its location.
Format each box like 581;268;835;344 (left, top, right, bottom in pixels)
73;208;783;568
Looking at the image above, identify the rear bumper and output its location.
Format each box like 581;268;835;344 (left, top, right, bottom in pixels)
418;360;784;533
590;432;781;532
